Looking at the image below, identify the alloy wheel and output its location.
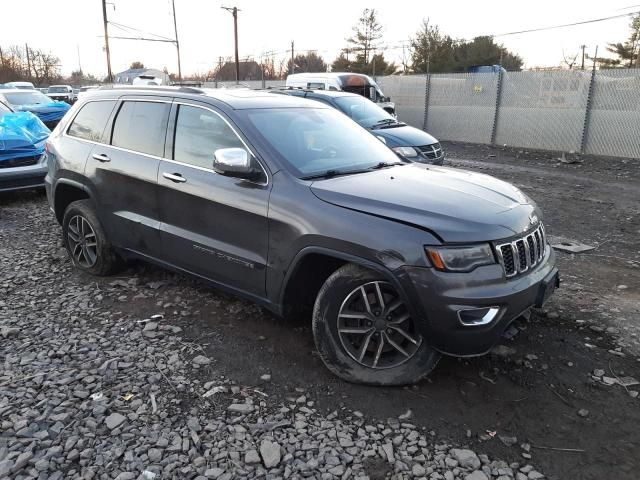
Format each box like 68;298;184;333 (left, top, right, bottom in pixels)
67;215;98;268
337;281;422;369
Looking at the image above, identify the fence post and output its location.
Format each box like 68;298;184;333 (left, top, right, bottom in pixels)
490;70;504;145
580;67;597;154
422;74;431;132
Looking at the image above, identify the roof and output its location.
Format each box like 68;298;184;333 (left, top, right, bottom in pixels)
86;85;329;110
0;88;36;95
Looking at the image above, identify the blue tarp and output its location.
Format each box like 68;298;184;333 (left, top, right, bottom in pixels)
15;101;70;123
0;111;50;162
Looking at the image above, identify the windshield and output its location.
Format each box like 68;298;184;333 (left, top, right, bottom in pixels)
3;91;52;106
48;87;68;93
334;96;394;128
242;107;400;178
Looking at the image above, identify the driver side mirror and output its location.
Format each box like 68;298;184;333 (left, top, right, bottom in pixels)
213;148;257;180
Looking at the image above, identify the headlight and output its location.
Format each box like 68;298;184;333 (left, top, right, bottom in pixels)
392;146;418;158
425;244;496;272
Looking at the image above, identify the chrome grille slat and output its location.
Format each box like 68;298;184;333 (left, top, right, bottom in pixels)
417;142;443;160
496;224;546;278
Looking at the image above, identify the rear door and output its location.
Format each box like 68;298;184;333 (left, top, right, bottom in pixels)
158;101;270;297
84;97;170;256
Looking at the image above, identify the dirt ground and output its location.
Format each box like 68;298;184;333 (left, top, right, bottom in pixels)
1;142;639;480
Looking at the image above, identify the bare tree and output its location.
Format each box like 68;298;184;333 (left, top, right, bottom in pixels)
562;50;579;70
0;44;61;85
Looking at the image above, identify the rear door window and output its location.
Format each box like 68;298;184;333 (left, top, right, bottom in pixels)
111;101;170;157
67;100;117;142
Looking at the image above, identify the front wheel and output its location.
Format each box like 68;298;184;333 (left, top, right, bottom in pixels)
62;199;122;276
312;264;440;385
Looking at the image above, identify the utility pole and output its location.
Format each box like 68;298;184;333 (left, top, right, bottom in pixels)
101;0;113;83
25;43;31;79
171;0;182;81
580;45;586;70
77;44;83;75
222;6;240;84
290;41;294;74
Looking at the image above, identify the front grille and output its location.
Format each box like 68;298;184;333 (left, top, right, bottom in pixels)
496;224;546;277
0;155;40;169
417;142;443;159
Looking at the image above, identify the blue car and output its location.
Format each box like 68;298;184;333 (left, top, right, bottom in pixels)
0;88;70;129
271;89;444;165
0;100;50;192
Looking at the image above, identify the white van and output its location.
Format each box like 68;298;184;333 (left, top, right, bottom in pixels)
285;72;395;115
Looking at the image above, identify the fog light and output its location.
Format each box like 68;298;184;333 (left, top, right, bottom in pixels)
458;307;500;326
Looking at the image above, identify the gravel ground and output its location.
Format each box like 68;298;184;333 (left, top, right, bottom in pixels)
1;144;639;480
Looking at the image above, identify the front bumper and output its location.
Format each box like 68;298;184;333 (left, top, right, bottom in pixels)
399;246;558;356
0;156;48;192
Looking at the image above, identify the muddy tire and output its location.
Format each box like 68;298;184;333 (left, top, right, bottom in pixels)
62;200;122;276
312;263;440;385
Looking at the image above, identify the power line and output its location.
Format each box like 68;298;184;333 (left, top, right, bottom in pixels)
494;11;640;37
108;21;175;42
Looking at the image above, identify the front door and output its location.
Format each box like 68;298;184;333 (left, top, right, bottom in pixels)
158;102;270;297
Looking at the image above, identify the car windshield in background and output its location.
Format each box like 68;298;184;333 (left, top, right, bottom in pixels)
4;91;52;106
334;96;395;128
0;102;11;114
48;87;67;93
243;107;402;178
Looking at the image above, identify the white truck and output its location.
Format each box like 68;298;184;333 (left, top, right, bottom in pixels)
285;72;395;115
47;85;76;104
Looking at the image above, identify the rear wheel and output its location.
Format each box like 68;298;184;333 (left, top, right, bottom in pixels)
62;200;122;276
312;264;440;385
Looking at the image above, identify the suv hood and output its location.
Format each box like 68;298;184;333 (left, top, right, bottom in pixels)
310;164;539;242
371;124;438;148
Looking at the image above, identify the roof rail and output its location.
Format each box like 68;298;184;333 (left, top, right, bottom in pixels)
97;85;205;94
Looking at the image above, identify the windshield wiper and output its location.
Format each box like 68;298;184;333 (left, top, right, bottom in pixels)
301;168;371;180
369;161;405;170
371;118;397;129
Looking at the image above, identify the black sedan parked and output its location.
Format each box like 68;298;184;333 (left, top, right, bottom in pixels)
271;88;444;165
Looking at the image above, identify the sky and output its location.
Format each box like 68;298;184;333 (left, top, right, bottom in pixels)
1;0;638;78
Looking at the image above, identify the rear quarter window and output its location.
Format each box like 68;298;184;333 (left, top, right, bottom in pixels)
67;101;117;142
111;101;170;157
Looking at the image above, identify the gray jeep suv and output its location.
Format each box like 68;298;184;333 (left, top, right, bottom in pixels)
45;86;559;385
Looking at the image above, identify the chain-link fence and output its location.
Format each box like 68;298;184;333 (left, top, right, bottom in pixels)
585;69;640;158
203;80;285;89
379;68;640;159
377;75;427;129
426;73;498;144
495;70;591;152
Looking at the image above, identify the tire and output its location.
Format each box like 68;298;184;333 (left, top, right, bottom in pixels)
312;263;440;385
62;199;122;276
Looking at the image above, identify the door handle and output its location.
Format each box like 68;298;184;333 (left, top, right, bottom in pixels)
163;172;187;183
92;153;110;162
